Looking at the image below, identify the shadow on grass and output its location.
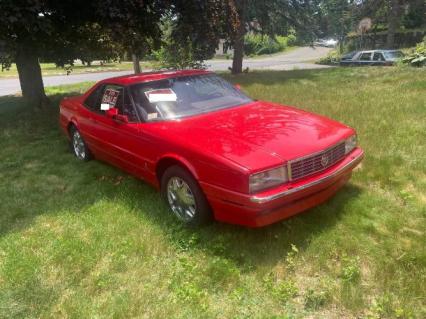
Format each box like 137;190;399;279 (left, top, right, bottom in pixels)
136;184;362;271
0;87;362;273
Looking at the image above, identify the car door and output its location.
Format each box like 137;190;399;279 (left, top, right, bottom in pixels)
81;84;147;175
358;52;373;66
372;52;386;65
77;83;106;154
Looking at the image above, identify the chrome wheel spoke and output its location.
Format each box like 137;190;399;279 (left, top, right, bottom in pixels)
167;177;197;222
186;205;196;218
169;190;177;201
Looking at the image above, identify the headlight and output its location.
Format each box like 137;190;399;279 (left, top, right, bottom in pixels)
345;135;357;154
249;165;288;193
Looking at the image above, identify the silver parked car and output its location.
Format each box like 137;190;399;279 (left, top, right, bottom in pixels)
340;50;404;66
314;38;338;48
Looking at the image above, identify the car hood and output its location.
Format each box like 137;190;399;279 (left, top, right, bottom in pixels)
150;101;354;171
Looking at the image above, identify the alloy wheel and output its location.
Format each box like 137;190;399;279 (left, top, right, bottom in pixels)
72;130;86;160
167;177;197;222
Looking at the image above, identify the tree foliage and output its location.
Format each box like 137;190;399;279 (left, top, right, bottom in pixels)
317;0;425;48
157;1;319;73
317;0;355;39
154;0;232;69
0;0;166;107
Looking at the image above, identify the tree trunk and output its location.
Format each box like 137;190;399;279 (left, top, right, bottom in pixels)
386;0;400;48
15;46;48;109
231;0;247;74
231;27;245;74
132;53;141;74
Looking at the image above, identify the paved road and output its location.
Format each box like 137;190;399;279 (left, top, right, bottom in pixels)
0;47;332;96
207;46;333;71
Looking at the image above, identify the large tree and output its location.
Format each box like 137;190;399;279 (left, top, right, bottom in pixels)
157;0;317;74
223;0;318;74
0;0;166;108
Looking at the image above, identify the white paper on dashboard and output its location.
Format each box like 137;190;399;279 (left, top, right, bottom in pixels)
145;89;177;103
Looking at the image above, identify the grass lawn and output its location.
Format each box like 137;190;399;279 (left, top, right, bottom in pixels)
0;61;158;78
0;67;425;318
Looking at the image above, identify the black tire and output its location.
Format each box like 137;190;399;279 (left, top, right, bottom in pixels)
161;165;213;226
69;125;92;161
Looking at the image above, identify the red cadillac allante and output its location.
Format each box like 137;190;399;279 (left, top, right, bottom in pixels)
60;70;363;227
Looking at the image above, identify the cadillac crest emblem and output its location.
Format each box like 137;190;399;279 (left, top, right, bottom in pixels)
321;154;329;167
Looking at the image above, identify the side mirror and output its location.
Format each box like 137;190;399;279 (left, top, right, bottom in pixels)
106;107;118;118
234;84;241;90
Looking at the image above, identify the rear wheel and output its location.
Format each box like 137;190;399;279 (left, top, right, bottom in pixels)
70;126;91;161
161;165;212;226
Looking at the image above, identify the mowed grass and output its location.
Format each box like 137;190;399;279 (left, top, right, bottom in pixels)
0;67;425;318
0;61;158;78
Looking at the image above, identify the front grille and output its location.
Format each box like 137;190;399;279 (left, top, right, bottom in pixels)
289;142;346;181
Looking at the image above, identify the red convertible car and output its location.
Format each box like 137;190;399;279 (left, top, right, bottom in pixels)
60;70;363;227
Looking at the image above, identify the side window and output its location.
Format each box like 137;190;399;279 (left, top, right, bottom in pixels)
130;80;171;121
84;85;104;111
360;53;372;61
84;84;138;122
101;85;123;114
373;53;384;61
122;90;139;122
100;85;139;122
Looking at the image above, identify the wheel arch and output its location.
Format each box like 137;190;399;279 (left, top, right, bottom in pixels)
155;155;199;185
67;119;79;137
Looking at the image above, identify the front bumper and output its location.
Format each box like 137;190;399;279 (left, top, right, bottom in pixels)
201;147;364;227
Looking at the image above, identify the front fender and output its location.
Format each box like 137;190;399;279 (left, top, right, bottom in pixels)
156;153;200;180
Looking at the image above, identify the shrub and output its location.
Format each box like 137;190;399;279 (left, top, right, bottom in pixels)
402;37;426;67
286;33;297;46
304;288;331;310
155;39;207;69
316;50;341;65
244;34;296;56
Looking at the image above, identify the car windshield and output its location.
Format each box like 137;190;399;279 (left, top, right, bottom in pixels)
129;74;253;121
383;51;403;59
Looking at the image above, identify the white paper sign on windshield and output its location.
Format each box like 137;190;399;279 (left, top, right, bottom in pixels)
145;89;177;103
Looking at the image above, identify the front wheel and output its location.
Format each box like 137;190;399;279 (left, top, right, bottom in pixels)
161;165;213;226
